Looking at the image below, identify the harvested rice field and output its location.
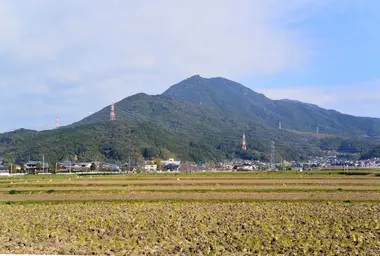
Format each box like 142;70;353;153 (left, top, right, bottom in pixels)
1;171;380;202
0;171;379;254
0;202;379;255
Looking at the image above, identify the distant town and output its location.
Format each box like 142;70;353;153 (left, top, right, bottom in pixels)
1;153;379;176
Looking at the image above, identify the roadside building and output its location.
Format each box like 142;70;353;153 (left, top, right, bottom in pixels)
59;161;94;172
162;158;181;171
144;164;157;172
79;163;92;169
101;163;120;171
24;161;49;174
0;165;10;176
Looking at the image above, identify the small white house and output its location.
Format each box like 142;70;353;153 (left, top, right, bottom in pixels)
79;163;92;169
162;158;181;171
0;165;10;176
144;164;157;172
162;158;181;166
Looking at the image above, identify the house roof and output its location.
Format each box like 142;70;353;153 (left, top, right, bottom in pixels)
0;166;9;171
25;161;41;165
25;161;49;168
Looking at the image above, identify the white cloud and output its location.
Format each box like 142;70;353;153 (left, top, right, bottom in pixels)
258;79;380;103
0;0;325;131
257;86;337;105
257;79;380;117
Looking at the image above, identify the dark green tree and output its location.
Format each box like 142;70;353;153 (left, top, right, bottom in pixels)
36;162;42;171
90;163;97;171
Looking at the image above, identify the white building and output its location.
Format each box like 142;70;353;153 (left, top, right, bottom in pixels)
162;158;181;171
144;164;157;172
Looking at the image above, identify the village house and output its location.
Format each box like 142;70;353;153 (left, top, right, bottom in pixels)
24;161;49;173
0;165;10;176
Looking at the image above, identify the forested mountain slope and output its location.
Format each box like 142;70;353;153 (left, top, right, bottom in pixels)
1;75;380;164
163;75;380;136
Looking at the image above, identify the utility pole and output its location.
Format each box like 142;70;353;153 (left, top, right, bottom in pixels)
270;141;275;170
128;155;131;172
317;126;319;134
279;121;282;130
42;154;45;173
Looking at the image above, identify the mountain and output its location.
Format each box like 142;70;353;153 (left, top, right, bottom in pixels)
72;92;324;161
0;119;322;165
163;75;380;136
1;75;380;164
0;94;326;164
0;122;199;165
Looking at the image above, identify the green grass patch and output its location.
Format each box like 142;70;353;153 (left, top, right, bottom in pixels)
338;172;373;176
8;190;22;195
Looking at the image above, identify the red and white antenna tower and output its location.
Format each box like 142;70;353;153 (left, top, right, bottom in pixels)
56;116;60;129
242;132;247;150
110;103;116;121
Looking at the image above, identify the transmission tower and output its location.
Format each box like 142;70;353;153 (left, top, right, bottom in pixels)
270;141;275;170
242;133;247;150
110;103;116;121
56;116;60;129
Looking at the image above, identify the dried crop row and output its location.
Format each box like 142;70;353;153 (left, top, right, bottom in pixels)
5;178;380;186
3;188;380;196
1;185;380;192
2;191;380;202
0;173;368;182
0;202;379;255
2;182;380;190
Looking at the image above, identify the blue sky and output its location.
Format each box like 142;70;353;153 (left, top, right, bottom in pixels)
0;0;379;132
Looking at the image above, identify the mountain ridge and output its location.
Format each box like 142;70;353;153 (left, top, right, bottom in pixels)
1;75;380;164
163;75;380;137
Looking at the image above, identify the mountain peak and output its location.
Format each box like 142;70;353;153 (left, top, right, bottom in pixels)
182;74;208;84
162;75;271;121
188;74;202;79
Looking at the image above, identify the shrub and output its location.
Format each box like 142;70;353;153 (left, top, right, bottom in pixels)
9;190;21;195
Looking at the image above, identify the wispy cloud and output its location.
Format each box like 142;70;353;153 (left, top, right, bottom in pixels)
257;79;380;117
